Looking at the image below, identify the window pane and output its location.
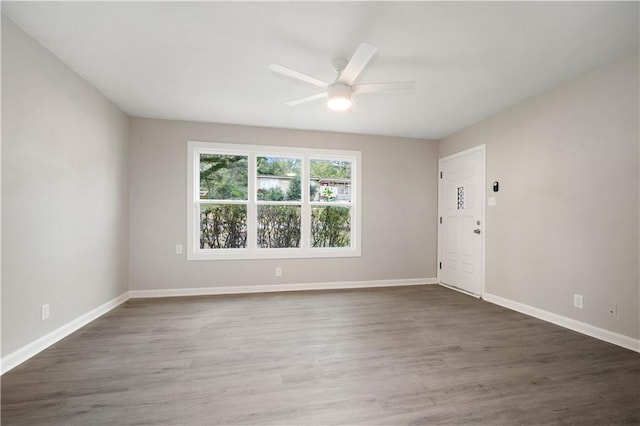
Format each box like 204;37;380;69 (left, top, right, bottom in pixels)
256;157;301;201
310;159;352;202
200;154;248;200
310;206;351;248
200;205;247;249
257;205;301;248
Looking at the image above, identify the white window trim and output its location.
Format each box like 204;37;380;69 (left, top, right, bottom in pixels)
187;141;362;261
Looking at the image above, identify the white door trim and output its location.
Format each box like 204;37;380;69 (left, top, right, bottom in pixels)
437;144;486;298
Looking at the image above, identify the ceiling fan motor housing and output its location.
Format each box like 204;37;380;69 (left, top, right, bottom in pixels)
328;83;351;99
326;83;352;111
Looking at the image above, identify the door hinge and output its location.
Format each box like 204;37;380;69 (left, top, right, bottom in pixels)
439;262;442;269
440;171;443;179
439;217;442;224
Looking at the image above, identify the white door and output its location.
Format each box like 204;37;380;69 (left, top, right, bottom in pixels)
438;145;485;296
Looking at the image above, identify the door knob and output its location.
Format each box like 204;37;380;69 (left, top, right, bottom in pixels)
474;228;481;234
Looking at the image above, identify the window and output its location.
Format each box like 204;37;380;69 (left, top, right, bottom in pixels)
187;141;361;260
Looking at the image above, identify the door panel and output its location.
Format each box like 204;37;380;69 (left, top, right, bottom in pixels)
439;146;484;296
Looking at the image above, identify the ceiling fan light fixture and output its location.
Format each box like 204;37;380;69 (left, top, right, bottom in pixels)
326;83;352;111
327;96;352;111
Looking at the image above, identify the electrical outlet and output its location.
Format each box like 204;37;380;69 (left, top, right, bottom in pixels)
573;294;584;309
41;304;50;321
608;304;618;318
275;267;282;277
176;244;183;255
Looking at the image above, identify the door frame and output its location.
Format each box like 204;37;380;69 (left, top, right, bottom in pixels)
437;144;486;298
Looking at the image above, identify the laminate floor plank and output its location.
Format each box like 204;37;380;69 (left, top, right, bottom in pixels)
2;285;638;425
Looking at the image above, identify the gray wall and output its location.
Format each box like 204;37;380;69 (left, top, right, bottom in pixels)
1;16;130;356
439;53;639;339
4;9;635;358
129;118;438;290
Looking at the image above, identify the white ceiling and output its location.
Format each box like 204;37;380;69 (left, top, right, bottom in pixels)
2;2;638;140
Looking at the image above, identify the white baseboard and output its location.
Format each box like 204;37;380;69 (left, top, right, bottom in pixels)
129;277;437;298
1;292;130;375
483;292;640;353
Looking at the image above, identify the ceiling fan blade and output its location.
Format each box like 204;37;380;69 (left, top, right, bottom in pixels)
352;81;415;94
269;64;329;89
338;43;378;85
285;92;328;106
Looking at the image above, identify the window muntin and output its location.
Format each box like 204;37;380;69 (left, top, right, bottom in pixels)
188;142;360;260
308;159;352;248
256;156;302;249
198;153;249;250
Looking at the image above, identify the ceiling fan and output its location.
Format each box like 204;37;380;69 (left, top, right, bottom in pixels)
268;43;415;112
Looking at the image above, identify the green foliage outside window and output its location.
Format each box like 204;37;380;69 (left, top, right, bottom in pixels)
200;154;248;200
310;160;351;179
311;206;351;247
258;187;286;201
200;205;247;249
199;154;352;250
257;206;301;248
286;177;301;201
257;156;301;202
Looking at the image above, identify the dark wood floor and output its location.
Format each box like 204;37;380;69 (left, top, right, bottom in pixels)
2;285;639;425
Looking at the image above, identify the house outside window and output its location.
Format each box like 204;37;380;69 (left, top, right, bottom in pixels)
187;141;361;260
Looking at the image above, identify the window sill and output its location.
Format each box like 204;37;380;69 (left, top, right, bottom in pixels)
187;247;361;261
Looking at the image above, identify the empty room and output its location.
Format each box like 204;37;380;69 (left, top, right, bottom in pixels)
1;1;639;424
